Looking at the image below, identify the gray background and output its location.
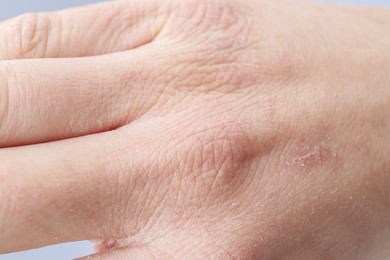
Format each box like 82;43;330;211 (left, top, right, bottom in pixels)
0;0;388;259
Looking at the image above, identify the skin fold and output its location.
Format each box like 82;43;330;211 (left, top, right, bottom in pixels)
0;0;389;259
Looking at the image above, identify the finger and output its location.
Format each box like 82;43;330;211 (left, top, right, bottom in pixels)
0;122;157;254
0;0;168;59
0;49;161;147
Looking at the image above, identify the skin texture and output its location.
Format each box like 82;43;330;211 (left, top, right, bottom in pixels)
0;0;389;259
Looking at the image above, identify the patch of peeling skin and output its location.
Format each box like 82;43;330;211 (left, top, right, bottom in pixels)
285;138;337;169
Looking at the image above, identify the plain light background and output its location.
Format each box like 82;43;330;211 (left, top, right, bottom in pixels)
0;0;388;259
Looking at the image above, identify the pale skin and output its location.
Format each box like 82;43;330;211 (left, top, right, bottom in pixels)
0;0;389;259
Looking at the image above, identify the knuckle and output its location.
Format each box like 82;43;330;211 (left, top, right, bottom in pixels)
178;123;257;202
202;0;243;32
171;0;241;31
165;1;255;94
4;13;59;58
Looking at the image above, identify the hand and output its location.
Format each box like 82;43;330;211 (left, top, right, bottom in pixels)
1;0;390;259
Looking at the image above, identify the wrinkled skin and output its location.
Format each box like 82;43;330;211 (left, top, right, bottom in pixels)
0;0;389;259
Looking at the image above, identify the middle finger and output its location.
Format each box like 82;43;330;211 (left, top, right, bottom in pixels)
0;49;161;147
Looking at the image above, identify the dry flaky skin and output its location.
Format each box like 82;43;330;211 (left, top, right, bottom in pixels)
0;0;390;259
